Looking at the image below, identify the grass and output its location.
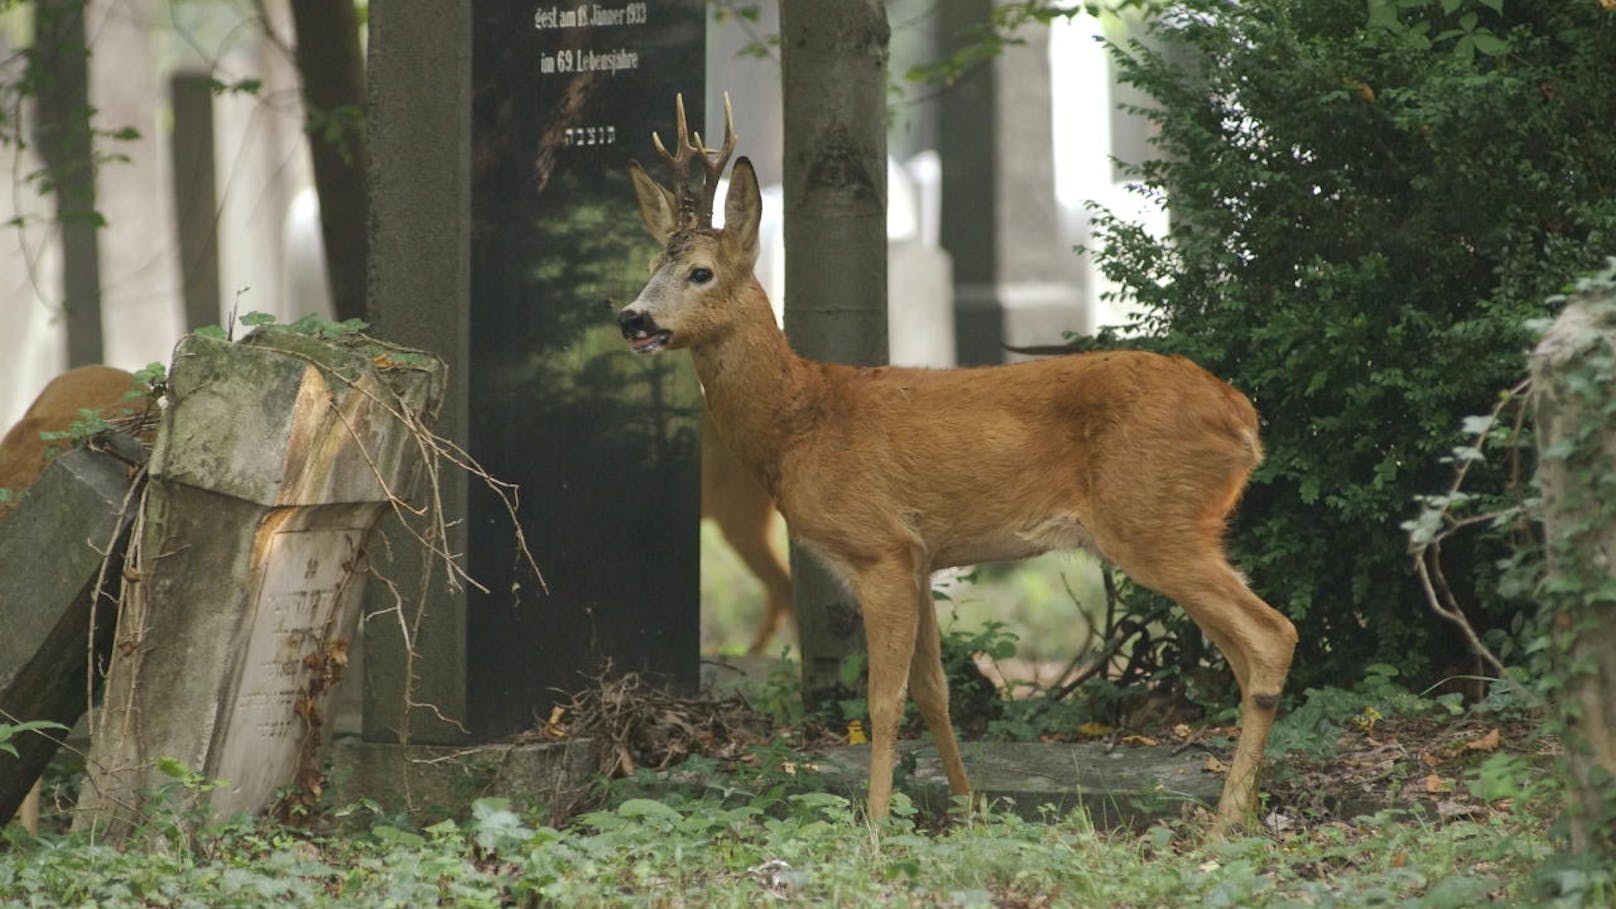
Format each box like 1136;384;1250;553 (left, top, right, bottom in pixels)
0;791;1576;907
0;533;1599;906
0;697;1594;907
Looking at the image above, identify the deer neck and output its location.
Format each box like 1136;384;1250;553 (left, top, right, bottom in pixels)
689;278;824;496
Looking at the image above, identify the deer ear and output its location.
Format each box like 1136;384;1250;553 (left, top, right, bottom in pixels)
628;160;678;244
723;157;761;269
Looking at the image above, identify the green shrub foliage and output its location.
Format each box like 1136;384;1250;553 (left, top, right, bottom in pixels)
1083;0;1616;689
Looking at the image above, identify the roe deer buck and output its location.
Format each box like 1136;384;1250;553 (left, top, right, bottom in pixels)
617;96;1297;827
702;413;795;654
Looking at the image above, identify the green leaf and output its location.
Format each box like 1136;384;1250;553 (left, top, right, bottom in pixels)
1367;0;1400;29
837;652;866;688
1471;32;1510;55
371;824;426;848
0;719;68;749
156;756;191;779
615;798;682;823
133;362;167;385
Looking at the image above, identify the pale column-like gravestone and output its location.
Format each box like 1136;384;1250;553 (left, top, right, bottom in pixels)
74;328;444;839
938;0;1085;365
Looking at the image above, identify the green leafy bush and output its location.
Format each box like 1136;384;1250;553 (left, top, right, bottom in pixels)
1082;0;1616;690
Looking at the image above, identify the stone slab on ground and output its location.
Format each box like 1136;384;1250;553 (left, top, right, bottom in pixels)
0;438;143;826
700;656;1410;826
700;655;1270;827
809;740;1224;827
699;655;1220;826
327;736;600;825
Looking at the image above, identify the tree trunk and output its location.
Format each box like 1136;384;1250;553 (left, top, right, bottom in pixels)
1531;276;1616;858
169;73;221;331
31;0;103;367
288;0;369;323
779;0;890;710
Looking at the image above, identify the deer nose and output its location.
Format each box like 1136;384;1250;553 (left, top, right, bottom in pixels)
618;308;654;338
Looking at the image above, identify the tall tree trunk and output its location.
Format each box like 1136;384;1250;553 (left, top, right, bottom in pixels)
1531;278;1616;859
779;0;890;709
31;0;103;367
287;0;368;323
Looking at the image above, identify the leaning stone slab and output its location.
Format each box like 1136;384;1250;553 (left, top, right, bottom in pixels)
74;329;444;840
0;438;144;826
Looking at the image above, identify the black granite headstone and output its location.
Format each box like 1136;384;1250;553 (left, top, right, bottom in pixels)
463;1;705;738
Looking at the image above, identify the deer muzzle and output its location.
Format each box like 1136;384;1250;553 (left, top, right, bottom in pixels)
617;307;672;354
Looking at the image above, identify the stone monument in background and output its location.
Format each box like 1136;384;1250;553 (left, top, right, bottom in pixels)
938;0;1086;364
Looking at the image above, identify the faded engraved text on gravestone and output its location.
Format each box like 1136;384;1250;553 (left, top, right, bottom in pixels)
212;526;365;800
534;2;648;81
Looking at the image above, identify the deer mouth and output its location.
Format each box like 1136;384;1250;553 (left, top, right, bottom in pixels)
627;327;672;354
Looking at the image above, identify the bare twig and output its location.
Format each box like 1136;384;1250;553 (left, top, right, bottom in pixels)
84;461;147;723
1407;377;1541;707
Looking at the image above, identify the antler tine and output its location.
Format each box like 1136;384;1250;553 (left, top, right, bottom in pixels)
648;93;738;229
652;94;697;185
673;92;694;156
695;93;738;226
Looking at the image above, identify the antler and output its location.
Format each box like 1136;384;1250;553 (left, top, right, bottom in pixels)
650;92;737;229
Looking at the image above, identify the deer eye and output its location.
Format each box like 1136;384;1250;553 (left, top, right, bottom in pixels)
688;267;714;285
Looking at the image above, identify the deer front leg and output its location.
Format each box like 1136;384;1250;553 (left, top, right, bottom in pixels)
852;553;923;823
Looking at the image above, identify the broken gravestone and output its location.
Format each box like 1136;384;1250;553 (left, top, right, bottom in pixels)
74;328;445;840
0;438;145;827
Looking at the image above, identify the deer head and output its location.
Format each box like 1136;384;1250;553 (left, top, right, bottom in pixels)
618;94;761;354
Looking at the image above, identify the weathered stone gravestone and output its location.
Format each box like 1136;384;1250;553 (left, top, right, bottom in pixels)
74;329;444;838
0;439;144;827
364;1;705;759
937;0;1085;364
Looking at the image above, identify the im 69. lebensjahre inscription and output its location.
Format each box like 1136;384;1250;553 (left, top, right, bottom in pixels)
466;1;705;738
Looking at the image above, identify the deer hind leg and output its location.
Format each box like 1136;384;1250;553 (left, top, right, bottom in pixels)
703;424;795;654
1122;546;1296;828
909;578;971;802
851;551;925;822
730;528;794;656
